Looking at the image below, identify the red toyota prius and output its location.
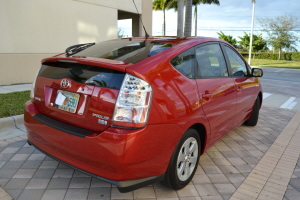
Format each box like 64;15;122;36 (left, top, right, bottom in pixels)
24;37;263;192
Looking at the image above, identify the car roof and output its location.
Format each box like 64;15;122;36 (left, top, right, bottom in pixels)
117;36;226;46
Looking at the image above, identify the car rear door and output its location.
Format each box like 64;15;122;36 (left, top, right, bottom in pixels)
221;44;258;126
195;43;237;142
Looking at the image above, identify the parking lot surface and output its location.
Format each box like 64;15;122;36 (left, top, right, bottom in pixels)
0;106;300;200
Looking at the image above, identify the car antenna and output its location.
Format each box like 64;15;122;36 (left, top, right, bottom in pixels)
132;0;150;38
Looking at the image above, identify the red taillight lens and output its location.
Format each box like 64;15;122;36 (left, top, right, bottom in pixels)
112;74;152;128
30;67;41;99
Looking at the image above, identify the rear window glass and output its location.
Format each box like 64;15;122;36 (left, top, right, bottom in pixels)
72;40;172;64
39;62;125;89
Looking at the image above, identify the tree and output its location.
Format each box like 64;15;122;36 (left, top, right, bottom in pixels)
177;0;184;37
193;0;220;36
238;32;267;58
118;28;125;38
258;14;300;60
153;0;174;36
169;0;220;37
217;31;237;47
184;0;193;37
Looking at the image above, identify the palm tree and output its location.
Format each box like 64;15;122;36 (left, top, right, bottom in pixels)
177;0;184;37
153;0;175;36
217;31;238;47
169;0;220;37
184;0;193;37
193;0;220;36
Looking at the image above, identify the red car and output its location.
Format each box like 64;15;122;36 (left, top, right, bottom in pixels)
24;37;263;192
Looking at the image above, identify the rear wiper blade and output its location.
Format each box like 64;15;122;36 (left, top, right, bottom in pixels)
65;42;95;57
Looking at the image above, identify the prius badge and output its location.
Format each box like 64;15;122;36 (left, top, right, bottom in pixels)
60;79;71;88
92;113;109;125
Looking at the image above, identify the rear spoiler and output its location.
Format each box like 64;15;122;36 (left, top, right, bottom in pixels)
41;57;133;72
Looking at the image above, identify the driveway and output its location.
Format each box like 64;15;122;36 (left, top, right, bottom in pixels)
0;106;299;200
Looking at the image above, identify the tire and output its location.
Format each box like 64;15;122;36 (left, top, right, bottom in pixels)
244;96;260;126
160;128;201;190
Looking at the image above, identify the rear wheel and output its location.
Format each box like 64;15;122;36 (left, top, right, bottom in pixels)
161;128;201;190
244;96;260;126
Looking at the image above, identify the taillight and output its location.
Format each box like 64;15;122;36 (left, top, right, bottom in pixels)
112;74;152;128
30;67;41;99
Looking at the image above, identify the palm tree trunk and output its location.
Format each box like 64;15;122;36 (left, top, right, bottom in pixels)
177;0;184;37
194;4;198;36
163;9;166;36
184;0;192;37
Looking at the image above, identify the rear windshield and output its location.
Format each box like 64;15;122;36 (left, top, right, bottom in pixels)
39;62;125;89
71;39;172;64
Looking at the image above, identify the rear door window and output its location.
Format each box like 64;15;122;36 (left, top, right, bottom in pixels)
195;44;229;78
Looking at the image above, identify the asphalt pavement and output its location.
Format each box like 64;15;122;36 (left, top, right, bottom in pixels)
259;67;300;98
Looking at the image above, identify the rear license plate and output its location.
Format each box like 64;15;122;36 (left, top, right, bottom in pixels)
54;90;80;113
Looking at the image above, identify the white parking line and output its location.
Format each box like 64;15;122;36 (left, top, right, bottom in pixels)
263;93;272;99
275;69;285;72
280;97;296;108
287;102;297;110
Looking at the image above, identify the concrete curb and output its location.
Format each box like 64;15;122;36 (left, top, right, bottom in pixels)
0;83;32;94
0;117;15;132
12;114;26;132
0;114;26;141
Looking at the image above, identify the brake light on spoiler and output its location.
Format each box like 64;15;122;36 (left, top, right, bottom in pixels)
112;74;152;128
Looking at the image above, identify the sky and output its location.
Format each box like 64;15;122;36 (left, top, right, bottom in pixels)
118;0;300;47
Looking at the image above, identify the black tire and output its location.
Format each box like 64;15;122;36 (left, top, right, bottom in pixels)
160;128;201;190
244;96;260;126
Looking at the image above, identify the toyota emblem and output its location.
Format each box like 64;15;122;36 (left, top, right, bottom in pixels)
60;79;71;88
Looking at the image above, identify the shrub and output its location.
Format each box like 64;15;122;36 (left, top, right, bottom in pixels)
291;52;300;61
240;52;300;61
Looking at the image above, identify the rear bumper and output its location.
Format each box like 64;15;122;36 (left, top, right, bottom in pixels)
24;100;184;192
27;140;164;193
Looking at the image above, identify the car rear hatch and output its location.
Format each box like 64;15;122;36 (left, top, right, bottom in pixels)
32;38;174;134
32;57;130;133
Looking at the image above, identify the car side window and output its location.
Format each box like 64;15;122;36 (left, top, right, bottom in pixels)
195;44;228;78
170;48;195;78
224;46;248;77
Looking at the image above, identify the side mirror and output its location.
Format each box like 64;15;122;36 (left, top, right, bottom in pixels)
251;68;263;77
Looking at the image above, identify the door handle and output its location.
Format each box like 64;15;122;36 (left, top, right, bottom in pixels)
236;85;242;92
202;91;212;100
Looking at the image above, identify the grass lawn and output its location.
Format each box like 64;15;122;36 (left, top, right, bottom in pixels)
0;91;30;118
250;59;300;69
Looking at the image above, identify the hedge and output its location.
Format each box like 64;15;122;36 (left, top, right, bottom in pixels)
239;52;300;61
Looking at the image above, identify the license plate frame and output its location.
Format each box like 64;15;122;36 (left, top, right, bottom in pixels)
54;90;80;113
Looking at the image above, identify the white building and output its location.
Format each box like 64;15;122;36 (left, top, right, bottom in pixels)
0;0;152;85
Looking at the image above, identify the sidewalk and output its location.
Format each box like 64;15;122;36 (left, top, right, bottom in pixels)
0;106;299;199
0;84;32;94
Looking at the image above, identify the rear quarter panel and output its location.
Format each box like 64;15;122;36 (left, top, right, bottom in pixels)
126;40;213;152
